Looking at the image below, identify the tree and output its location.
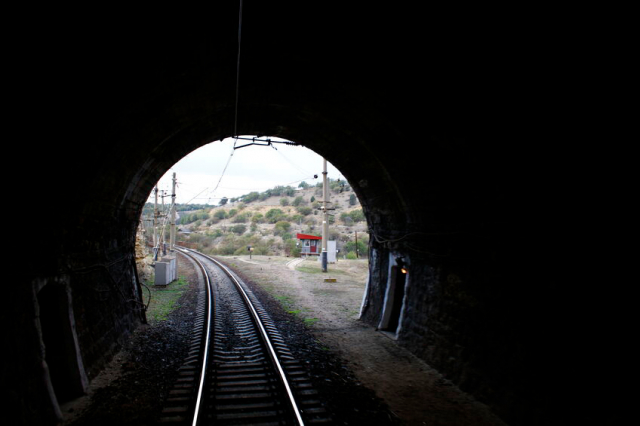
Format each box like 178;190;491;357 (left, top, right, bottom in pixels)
349;194;357;206
219;197;229;206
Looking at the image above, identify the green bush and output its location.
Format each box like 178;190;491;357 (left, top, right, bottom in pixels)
292;196;306;206
206;229;224;238
274;221;291;236
285;239;301;257
178;210;210;225
213;210;228;220
265;208;286;223
341;209;365;224
241;192;260;203
296;206;312;216
230;224;246;235
345;240;367;257
251;213;264;223
232;212;249;223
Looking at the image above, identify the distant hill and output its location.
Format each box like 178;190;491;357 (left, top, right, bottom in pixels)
142;181;368;258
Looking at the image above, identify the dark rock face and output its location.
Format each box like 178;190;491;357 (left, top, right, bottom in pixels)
8;5;601;426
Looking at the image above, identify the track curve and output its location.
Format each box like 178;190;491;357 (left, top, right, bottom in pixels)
159;248;331;425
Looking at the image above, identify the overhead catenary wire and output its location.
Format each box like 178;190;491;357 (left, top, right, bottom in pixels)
234;0;243;138
188;175;321;203
205;140;236;203
275;146;314;176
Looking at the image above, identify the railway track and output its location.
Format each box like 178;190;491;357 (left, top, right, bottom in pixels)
159;248;331;425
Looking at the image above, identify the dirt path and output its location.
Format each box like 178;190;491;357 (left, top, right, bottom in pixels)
221;255;508;426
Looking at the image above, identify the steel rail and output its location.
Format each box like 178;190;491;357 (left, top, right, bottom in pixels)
174;247;213;426
192;250;305;426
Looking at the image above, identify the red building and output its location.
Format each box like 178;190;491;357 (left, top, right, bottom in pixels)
296;233;322;255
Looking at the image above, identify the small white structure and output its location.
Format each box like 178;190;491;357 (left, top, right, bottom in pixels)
327;240;337;263
317;240;337;264
154;255;177;286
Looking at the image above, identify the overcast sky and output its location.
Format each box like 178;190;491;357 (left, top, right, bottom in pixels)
149;136;344;205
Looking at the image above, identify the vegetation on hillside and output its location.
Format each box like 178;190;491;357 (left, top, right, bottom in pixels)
141;179;368;259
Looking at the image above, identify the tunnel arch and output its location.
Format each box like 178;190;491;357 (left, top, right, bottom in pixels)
9;5;593;425
79;81;524;423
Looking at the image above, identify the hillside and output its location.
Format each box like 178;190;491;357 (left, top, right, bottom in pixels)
160;182;369;259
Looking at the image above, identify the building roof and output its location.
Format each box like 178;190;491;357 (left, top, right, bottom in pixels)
296;233;322;240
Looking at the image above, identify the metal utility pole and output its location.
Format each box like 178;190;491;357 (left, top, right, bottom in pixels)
321;158;328;272
153;186;159;261
355;231;359;259
161;190;167;256
169;172;177;251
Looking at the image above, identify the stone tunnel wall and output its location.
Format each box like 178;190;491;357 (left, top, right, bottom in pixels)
7;5;614;426
68;257;142;379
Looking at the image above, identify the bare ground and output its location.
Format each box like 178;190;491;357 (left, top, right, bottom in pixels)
224;255;508;426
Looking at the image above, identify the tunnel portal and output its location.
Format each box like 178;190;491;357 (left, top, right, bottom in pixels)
7;5;596;426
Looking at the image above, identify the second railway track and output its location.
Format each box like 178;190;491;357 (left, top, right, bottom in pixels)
159;248;332;425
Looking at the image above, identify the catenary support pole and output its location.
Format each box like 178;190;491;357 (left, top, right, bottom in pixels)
322;158;328;272
153;186;159;261
170;173;176;251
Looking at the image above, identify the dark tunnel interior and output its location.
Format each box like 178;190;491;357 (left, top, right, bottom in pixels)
4;4;624;425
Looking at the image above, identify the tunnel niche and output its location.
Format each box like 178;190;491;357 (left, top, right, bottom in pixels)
378;256;408;337
37;283;88;405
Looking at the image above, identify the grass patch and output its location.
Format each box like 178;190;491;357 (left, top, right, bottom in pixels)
273;294;314;322
273;294;293;306
303;317;319;326
145;276;190;322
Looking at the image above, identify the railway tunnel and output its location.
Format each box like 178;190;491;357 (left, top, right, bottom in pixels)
6;4;616;426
